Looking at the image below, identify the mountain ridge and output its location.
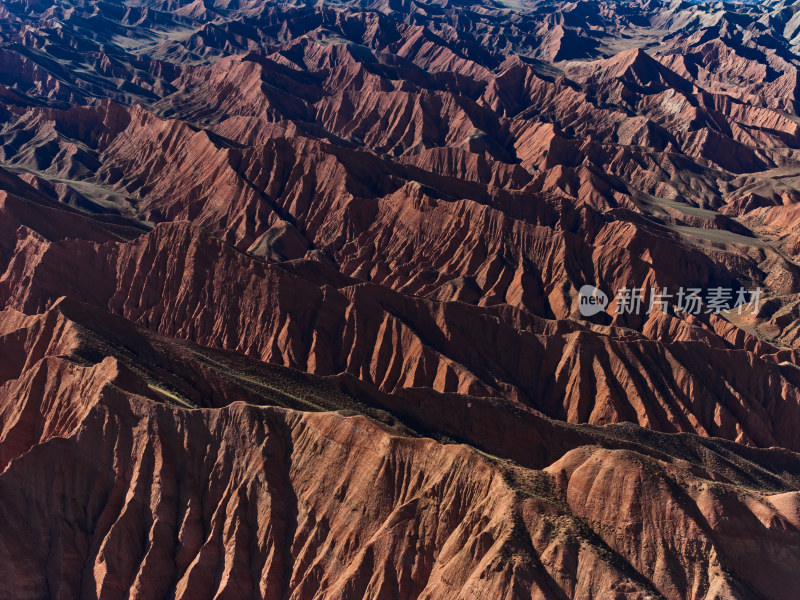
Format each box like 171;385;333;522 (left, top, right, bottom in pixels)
3;0;800;597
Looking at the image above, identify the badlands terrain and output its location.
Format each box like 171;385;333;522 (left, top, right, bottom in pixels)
2;0;800;597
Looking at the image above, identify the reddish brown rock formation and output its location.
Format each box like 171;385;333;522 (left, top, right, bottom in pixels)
2;0;800;596
2;299;800;599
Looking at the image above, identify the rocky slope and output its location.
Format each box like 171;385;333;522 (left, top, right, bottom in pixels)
3;0;800;597
3;299;800;600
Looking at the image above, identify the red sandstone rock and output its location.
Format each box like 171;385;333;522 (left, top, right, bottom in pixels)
1;299;800;599
1;0;800;597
